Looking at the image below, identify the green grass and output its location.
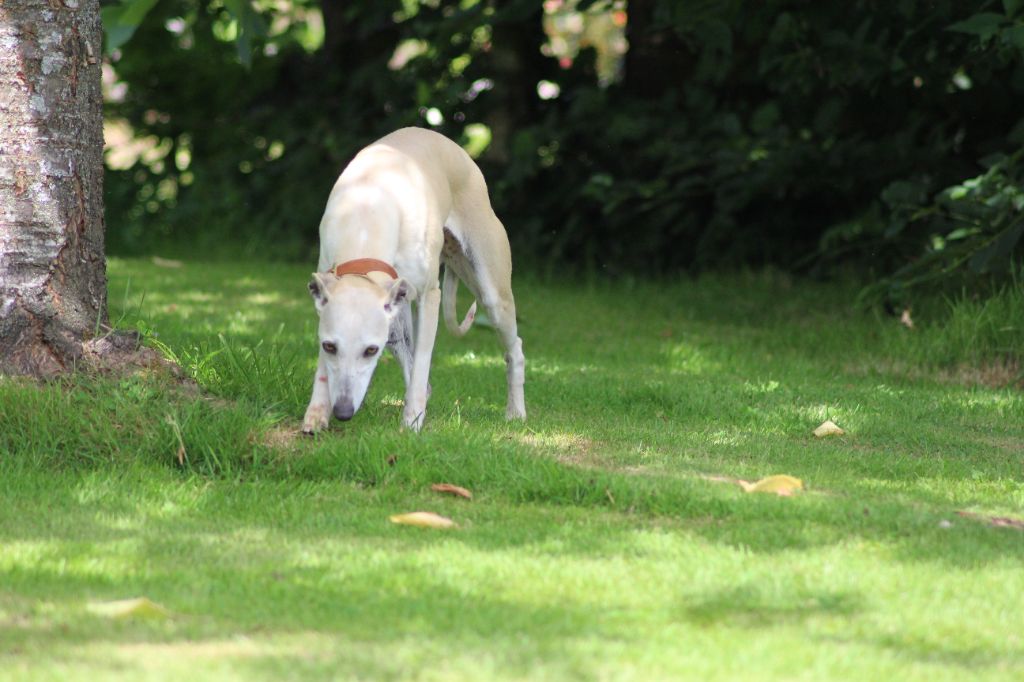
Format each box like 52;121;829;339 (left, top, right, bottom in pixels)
906;274;1024;369
1;259;1022;681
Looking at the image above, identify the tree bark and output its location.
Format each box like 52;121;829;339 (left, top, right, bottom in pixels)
0;0;109;376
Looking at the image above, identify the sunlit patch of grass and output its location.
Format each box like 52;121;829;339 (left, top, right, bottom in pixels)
513;430;597;466
789;402;864;433
665;340;721;375
744;379;782;394
944;389;1021;411
706;427;750;446
443;350;505;369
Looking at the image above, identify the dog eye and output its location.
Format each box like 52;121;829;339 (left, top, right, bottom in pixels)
364;345;379;358
322;341;337;354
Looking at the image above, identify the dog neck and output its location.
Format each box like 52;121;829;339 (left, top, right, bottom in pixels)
331;258;399;280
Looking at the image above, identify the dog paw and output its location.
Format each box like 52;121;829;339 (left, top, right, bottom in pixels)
302;404;330;434
402;406;426;432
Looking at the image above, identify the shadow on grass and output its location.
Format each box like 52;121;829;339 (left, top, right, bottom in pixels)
677;584;861;627
817;632;1024;671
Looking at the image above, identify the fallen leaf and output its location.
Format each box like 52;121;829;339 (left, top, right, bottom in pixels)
813;420;845;438
87;597;170;619
900;308;914;329
431;483;472;500
701;473;810;497
151;256;183;268
739;474;804;496
956;510;1024;530
389;511;457;529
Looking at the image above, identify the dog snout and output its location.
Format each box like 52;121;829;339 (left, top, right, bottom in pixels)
333;399;355;421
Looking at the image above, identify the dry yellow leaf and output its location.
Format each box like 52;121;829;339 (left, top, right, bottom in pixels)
739;474;804;496
87;597;170;619
431;483;473;500
813;419;845;438
389;511;457;529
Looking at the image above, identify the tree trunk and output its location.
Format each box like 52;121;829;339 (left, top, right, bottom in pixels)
0;0;109;376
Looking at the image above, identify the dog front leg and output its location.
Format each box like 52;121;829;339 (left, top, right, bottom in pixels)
403;285;441;431
301;353;331;434
387;301;415;391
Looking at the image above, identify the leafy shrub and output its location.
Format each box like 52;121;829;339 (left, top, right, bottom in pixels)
102;0;1023;297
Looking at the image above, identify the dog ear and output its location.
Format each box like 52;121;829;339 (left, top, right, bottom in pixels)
308;272;331;312
384;278;412;314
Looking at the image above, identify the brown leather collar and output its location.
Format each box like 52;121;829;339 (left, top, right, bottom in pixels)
331;258;399;280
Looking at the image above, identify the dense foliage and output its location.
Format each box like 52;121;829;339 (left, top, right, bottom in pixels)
103;0;1024;297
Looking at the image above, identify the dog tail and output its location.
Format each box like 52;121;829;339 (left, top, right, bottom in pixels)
442;266;476;337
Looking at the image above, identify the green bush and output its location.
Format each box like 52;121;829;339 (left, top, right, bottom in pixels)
103;1;1023;294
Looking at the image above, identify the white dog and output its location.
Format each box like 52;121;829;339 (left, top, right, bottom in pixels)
302;127;526;432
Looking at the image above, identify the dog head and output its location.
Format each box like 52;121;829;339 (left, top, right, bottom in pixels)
308;272;410;421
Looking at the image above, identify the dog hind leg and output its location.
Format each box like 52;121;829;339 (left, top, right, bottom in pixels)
446;213;525;420
461;244;525;420
487;294;526;420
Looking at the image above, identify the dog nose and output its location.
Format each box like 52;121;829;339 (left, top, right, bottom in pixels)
333;400;355;421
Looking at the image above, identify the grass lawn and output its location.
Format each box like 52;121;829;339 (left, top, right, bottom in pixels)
2;258;1022;681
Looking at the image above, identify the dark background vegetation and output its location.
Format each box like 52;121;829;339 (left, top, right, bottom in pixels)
103;0;1024;302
